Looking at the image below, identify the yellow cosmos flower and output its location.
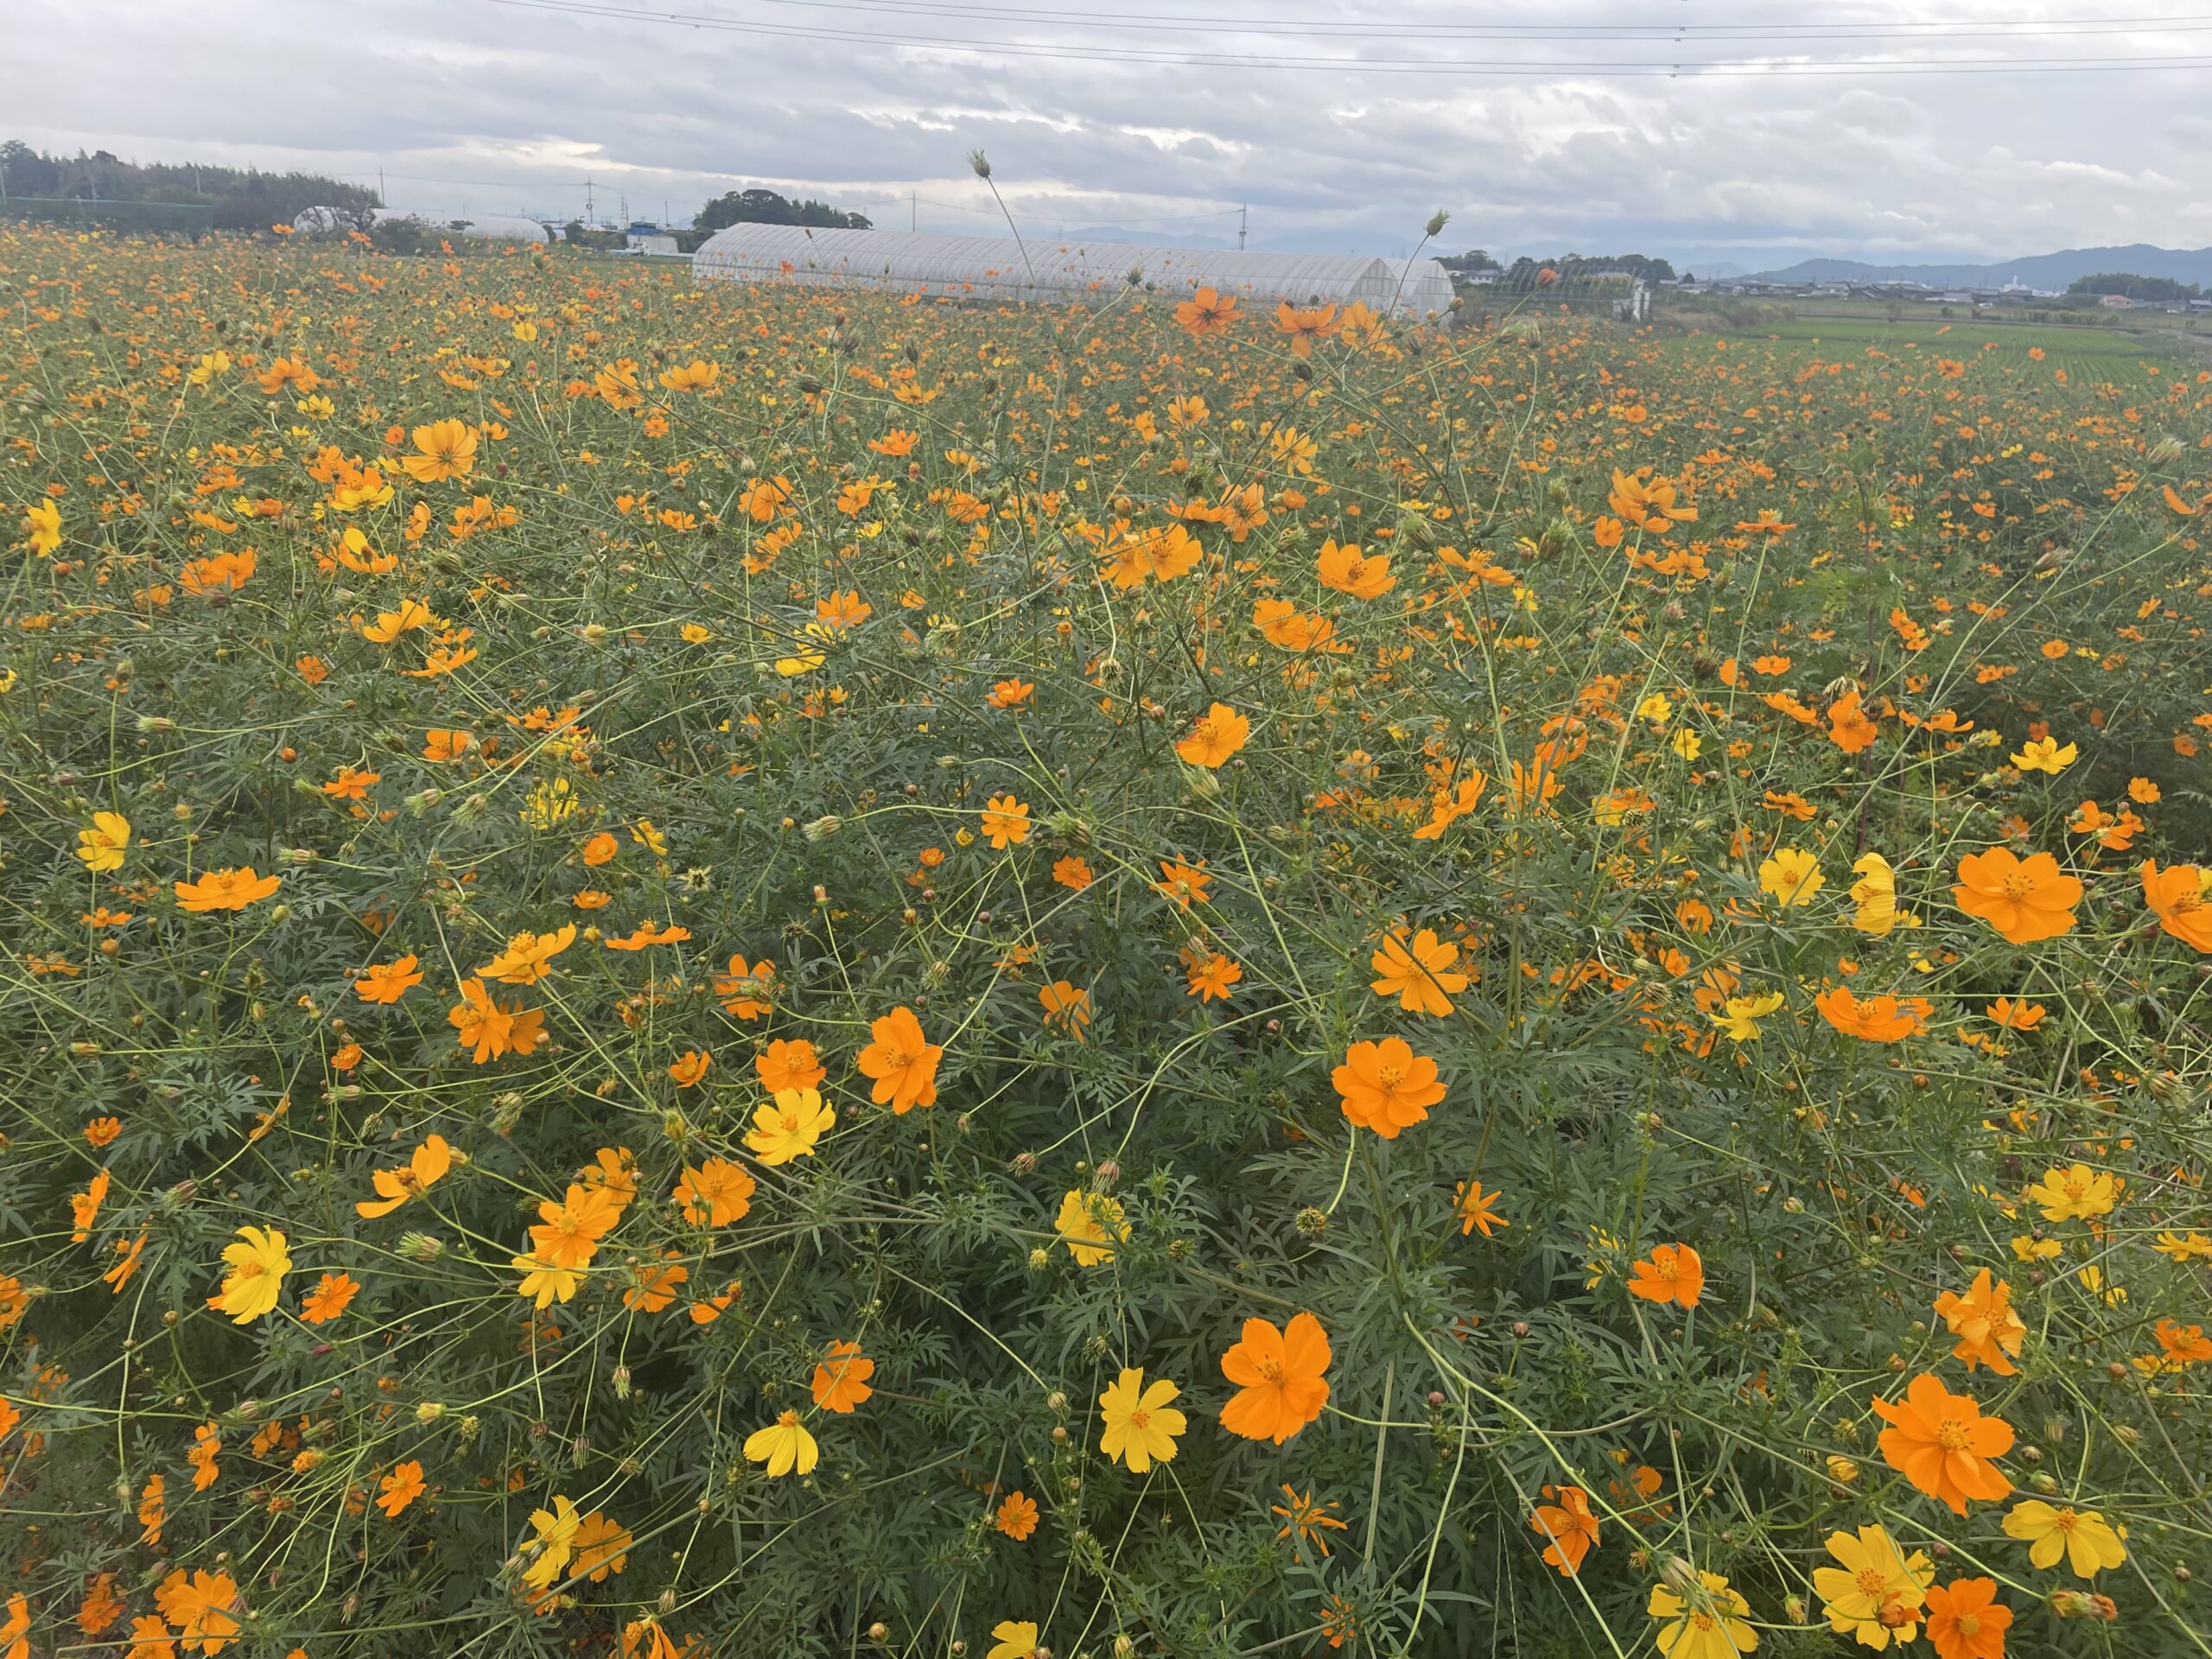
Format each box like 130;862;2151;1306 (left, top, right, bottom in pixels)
1097;1367;1185;1473
2003;1499;2126;1579
742;1088;835;1166
208;1226;291;1324
743;1409;819;1478
2024;1162;2117;1222
77;811;131;873
1758;847;1824;906
1712;990;1786;1043
1810;1523;1932;1647
2009;735;2077;775
1055;1189;1128;1266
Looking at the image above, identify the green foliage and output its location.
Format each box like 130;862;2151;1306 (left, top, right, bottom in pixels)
0;225;2209;1659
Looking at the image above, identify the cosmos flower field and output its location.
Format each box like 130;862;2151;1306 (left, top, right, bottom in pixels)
3;225;2211;1657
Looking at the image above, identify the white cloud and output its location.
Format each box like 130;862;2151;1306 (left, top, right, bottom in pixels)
4;0;2209;264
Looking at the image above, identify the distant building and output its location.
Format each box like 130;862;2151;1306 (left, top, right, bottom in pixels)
626;231;680;256
2100;294;2134;309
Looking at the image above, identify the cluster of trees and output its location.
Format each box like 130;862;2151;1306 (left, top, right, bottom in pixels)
1441;249;1680;286
0;139;376;231
693;188;871;233
2068;271;2201;301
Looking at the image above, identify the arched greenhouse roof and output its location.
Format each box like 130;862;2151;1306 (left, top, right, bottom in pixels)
370;209;550;244
692;225;1448;315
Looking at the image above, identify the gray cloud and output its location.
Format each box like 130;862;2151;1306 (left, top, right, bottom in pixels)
8;0;2211;265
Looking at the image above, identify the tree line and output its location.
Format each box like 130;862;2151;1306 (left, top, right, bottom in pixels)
0;140;376;231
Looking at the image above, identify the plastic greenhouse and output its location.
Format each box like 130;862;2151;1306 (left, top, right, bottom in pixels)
691;226;1455;316
368;209;551;244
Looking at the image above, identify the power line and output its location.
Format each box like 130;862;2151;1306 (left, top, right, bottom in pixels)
482;0;2212;73
670;0;2212;43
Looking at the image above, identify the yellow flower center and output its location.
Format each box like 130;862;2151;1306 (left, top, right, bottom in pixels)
2000;872;2037;899
779;1112;800;1134
1936;1417;1972;1451
1128;1408;1150;1431
1376;1065;1404;1090
1255;1357;1284;1383
777;1409;800;1427
880;1045;910;1070
2054;1509;2079;1532
1956;1614;1982;1637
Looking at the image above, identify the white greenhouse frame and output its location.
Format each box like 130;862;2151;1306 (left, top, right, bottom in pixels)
691;226;1454;317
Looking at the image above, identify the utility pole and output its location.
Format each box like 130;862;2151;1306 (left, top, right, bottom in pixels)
911;191;916;232
584;175;594;225
1238;204;1247;250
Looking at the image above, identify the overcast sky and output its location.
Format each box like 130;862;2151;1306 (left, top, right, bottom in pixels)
9;0;2212;269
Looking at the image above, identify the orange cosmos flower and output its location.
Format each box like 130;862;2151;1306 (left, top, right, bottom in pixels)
1814;985;1930;1043
154;1569;241;1652
356;1134;454;1218
521;1187;620;1276
1923;1576;2011;1659
377;1459;426;1518
401;418;478;483
355;954;425;1004
1039;980;1092;1040
301;1271;360;1324
1218;1312;1332;1445
810;1340;876;1414
1932;1269;2026;1376
1153;858;1211;907
1985;996;2046;1031
673;1158;755;1227
1453;1178;1509;1237
1369;926;1469;1017
666;1049;711;1088
1174;702;1250;768
1052;855;1095;891
994;1490;1039;1540
447;977;546;1064
1953;849;2081;944
1827;690;1879;753
1274;302;1340;357
756;1038;825;1091
715;955;777;1020
1627;1243;1704;1308
1315;538;1393;599
1181;946;1242;1002
1872;1373;2014;1515
2140;859;2212;952
174;867;282;912
857;1006;942;1112
1173;286;1240;334
479;924;575;984
1530;1484;1599;1576
1332;1037;1446;1138
979;794;1030;849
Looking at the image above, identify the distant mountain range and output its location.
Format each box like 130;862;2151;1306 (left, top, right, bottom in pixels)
1748;244;2212;289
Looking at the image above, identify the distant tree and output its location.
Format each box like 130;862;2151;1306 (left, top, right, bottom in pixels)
694;188;871;233
2068;271;2199;302
1440;249;1501;273
0;139;374;229
1494;251;1677;289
